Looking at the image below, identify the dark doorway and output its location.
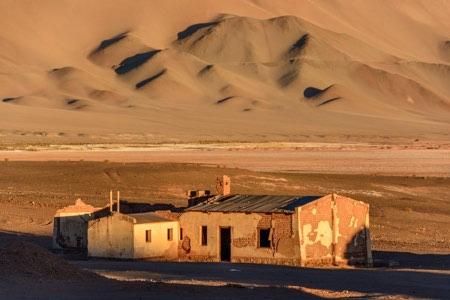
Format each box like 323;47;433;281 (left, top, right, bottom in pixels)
258;228;271;248
220;227;231;262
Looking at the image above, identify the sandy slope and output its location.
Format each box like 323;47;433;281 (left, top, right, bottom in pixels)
0;0;449;142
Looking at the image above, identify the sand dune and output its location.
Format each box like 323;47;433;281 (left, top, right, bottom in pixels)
0;0;449;143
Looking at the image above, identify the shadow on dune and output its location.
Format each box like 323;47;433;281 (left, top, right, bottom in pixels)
135;69;166;89
198;64;213;76
303;85;342;106
115;50;161;75
278;69;298;87
289;33;309;54
216;96;234;104
2;97;19;103
303;85;333;98
316;97;341;107
177;22;218;40
91;31;129;54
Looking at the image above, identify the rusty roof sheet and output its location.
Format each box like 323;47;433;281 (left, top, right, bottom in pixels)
128;212;174;224
186;194;322;213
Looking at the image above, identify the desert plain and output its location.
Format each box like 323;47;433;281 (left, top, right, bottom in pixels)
1;0;450;298
0;141;449;299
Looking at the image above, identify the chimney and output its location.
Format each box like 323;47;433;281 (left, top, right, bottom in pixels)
117;190;120;213
222;175;231;196
109;190;113;213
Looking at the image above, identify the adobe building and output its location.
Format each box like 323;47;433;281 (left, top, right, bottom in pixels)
54;176;372;267
88;212;179;259
53;192;124;251
179;193;372;266
52;199;101;250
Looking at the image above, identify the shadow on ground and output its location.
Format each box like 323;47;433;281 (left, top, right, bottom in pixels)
0;230;51;248
1;231;450;299
0;231;319;299
76;259;450;299
373;250;450;270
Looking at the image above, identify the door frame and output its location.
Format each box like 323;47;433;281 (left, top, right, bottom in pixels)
218;226;232;262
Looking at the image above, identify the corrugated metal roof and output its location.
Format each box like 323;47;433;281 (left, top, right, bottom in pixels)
128;212;174;224
186;194;322;213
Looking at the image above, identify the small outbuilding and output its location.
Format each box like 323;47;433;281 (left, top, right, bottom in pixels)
53;199;101;250
88;212;179;259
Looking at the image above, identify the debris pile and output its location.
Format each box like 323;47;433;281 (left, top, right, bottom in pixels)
0;241;96;282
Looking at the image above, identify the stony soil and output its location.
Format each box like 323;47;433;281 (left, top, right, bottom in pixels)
0;160;449;299
0;161;449;254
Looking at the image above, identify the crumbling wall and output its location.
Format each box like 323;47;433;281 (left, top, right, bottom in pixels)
52;199;100;250
178;211;300;265
297;194;371;266
334;195;370;265
52;214;91;249
87;214;134;259
298;196;333;266
133;221;179;259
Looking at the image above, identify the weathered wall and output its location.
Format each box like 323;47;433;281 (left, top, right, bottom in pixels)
297;196;333;265
297;194;371;266
88;213;134;259
53;213;91;249
334;195;370;265
179;211;300;265
133;221;179;259
52;198;99;250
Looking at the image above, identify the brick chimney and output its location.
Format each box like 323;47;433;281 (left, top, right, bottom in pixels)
222;175;231;196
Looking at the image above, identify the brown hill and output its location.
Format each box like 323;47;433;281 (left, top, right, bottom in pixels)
0;0;449;143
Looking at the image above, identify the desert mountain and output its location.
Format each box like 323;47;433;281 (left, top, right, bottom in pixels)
0;0;449;142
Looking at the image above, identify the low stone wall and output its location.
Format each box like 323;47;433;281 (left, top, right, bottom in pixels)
232;256;301;266
180;255;219;263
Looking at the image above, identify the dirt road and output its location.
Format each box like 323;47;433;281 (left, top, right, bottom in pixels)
74;259;450;299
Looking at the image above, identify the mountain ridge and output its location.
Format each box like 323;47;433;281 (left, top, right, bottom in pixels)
0;0;449;143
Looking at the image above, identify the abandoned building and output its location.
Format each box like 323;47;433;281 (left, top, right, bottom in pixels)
52;199;101;249
88;212;179;259
180;193;371;266
53;191;171;252
54;176;372;267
